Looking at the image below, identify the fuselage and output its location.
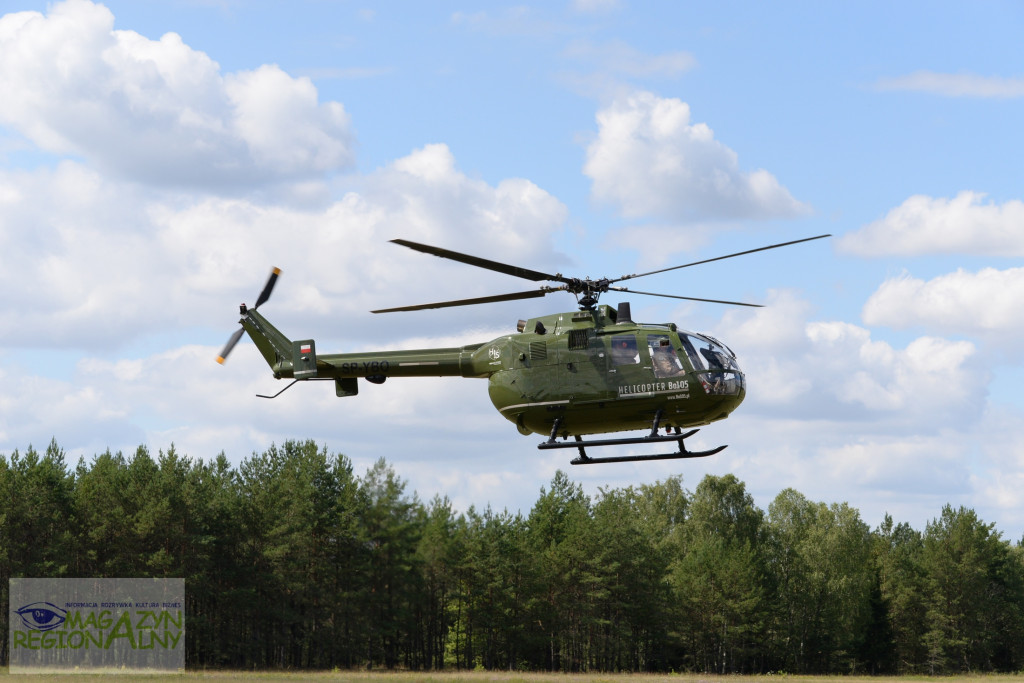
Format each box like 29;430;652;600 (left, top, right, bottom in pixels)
483;305;745;437
247;303;745;438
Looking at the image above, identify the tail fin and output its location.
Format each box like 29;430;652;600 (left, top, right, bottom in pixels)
241;308;319;380
242;308;293;372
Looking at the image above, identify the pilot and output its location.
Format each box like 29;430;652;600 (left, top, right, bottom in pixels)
612;337;638;365
652;340;683;377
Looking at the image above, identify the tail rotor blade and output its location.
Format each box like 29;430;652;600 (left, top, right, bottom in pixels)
216;327;245;365
254;267;281;310
218;267;281;364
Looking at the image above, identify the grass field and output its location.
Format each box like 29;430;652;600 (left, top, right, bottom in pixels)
2;671;1024;682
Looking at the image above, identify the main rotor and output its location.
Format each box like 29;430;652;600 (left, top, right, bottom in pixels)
372;234;831;314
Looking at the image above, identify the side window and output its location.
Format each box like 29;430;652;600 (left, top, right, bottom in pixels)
648;335;685;378
610;334;639;366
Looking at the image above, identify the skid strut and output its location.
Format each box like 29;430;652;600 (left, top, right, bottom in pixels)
538;410;727;465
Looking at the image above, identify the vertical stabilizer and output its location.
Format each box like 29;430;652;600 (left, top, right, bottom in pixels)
241;307;293;369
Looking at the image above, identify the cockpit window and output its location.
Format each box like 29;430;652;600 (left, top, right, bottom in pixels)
678;334;706;371
681;333;738;372
610;334;639;366
681;332;744;396
648;335;685;378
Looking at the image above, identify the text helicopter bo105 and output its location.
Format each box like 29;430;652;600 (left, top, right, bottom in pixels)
218;235;830;465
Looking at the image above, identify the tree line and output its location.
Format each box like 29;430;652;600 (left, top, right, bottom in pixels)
1;439;1022;674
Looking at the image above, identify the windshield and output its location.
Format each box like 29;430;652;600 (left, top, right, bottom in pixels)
678;332;744;396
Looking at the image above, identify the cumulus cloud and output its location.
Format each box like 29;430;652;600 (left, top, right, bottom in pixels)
0;0;353;189
584;91;809;222
803;324;977;418
967;408;1024;529
840;191;1024;257
364;144;567;256
3;0;1022;540
0;144;567;348
715;291;983;429
0;337;534;514
817;437;968;496
723;419;983;533
862;267;1024;343
698;291;997;532
0;360;147;454
875;71;1024;98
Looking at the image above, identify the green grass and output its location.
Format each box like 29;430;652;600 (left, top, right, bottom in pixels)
3;672;1024;682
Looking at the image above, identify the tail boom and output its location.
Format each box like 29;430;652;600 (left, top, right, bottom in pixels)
240;308;489;386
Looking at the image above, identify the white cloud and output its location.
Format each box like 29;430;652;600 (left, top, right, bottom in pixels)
840;191;1024;256
715;291;983;428
723;420;980;533
0;162;160;347
363;143;568;259
718;290;812;352
967;408;1024;532
564;40;696;79
0;361;147;454
300;66;394;81
805;329;977;417
0;144;567;349
571;0;622;13
603;223;717;268
4;0;1024;542
862;267;1024;345
700;292;1007;533
0;0;353;189
0;337;541;516
449;7;564;37
875;71;1024;98
584;91;809;222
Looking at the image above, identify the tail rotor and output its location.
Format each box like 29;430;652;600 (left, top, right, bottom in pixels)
216;267;281;365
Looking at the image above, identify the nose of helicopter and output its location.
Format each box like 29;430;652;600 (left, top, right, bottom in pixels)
704;369;745;423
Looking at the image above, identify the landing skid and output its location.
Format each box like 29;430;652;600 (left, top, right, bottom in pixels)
537;410;727;465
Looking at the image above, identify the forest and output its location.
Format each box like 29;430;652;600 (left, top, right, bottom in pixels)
2;439;1023;675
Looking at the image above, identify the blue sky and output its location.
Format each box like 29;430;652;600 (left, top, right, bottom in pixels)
2;0;1024;537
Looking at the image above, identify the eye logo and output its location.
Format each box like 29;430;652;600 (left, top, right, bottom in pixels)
14;602;67;631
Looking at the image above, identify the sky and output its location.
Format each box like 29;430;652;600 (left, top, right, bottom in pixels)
2;0;1024;538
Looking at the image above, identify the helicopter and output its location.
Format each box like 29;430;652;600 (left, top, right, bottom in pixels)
217;234;830;465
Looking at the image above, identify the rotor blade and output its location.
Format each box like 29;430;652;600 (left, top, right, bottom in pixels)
611;234;832;284
216;327;246;364
372;287;560;314
607;286;763;307
390;239;565;283
253;267;281;309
